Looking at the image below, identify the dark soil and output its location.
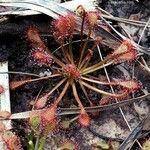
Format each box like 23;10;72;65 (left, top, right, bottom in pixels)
0;16;50;112
0;0;150;149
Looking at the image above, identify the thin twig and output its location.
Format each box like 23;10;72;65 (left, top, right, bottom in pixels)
0;71;41;77
138;18;150;44
97;7;150;28
127;17;150;150
9;93;150;119
96;45;142;149
102;14;150;28
138;60;150;73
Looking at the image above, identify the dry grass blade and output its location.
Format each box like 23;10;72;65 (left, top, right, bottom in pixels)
118;114;150;150
98;8;150;55
138;17;150;44
97;6;150;28
8;93;150;120
0;71;41;77
96;44;142;148
102;14;150;28
127;17;150;150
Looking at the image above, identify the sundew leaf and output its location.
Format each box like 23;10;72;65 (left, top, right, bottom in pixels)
142;139;150;150
91;140;110;149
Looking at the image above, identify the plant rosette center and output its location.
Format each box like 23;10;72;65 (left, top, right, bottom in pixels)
63;64;81;80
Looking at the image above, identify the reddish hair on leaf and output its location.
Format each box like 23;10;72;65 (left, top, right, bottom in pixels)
53;14;76;42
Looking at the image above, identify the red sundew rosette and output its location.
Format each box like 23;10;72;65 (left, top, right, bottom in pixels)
63;64;81;80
